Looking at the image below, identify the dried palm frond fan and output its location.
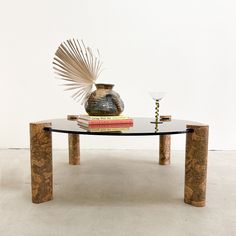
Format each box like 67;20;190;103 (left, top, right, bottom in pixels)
53;38;124;116
53;38;103;104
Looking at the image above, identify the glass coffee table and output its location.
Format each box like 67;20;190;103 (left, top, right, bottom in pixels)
30;116;209;207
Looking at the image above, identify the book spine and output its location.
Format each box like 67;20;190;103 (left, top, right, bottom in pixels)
79;116;130;121
86;123;133;128
89;128;129;132
78;119;133;125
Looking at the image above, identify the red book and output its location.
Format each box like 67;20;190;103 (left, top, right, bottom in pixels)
77;118;133;126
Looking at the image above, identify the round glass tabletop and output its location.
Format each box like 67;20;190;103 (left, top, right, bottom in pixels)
43;118;200;136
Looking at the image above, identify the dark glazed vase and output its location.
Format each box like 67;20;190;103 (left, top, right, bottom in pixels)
85;83;124;116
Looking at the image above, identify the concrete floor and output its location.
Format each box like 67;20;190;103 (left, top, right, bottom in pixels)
0;149;235;236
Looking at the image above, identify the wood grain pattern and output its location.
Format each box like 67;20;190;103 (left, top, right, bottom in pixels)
160;115;171;121
184;124;209;207
30;122;53;203
159;115;171;165
67;115;80;165
159;135;171;165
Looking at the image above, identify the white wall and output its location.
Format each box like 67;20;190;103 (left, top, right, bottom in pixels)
0;0;235;150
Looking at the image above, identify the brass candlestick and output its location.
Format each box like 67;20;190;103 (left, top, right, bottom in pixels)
149;91;166;130
155;99;159;130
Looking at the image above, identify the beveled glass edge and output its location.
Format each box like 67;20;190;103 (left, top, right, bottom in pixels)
44;127;193;136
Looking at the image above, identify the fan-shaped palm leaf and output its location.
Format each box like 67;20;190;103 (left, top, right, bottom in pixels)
53;39;103;104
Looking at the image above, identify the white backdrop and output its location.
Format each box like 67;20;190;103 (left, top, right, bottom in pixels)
0;0;235;150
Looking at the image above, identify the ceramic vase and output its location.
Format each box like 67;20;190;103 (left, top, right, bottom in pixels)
85;84;124;116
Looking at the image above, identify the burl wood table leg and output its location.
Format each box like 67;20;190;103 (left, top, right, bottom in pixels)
30;122;53;203
67;115;80;165
184;124;209;207
159;135;171;165
159;115;171;165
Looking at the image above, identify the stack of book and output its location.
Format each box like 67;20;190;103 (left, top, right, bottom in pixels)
78;115;133;132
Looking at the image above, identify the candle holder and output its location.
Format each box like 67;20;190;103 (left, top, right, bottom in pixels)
149;92;166;128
